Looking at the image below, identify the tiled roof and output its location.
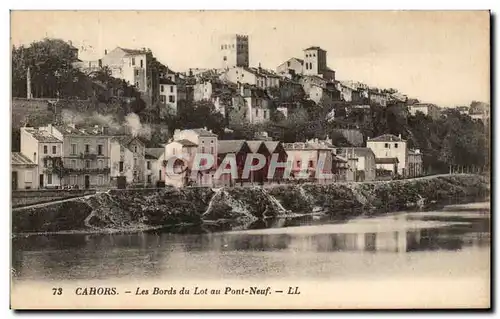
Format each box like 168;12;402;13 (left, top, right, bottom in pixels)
369;134;404;142
159;78;176;85
283;142;331;151
11;152;36;166
145;148;164;159
176;139;198;147
218;140;246;154
190;128;218;137
120;47;148;55
112;136;144;151
304;46;325;51
55;125;111;136
243;67;280;78
337;147;374;158
375;157;399;164
23;128;61;143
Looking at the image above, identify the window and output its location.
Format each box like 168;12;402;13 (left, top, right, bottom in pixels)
25;171;32;183
85;144;90;153
119;161;124;172
47;173;53;184
384;143;389;148
98;160;103;169
97;175;104;185
160;95;166;103
132;57;135;65
135;70;139;76
201;146;205;153
210;140;214;144
140;59;143;68
297;160;301;168
210;146;214;154
161;85;164;92
70;175;76;185
223;56;227;61
394;143;398;148
134;146;137;153
309;160;314;168
170;86;174;93
264;110;268;118
52;145;57;154
168;95;176;103
71;159;76;168
71;144;77;155
221;45;223;50
287;61;291;67
147;161;151;169
33;152;36;162
134;158;137;166
43;159;47;168
85;160;90;168
147;175;152;184
98;144;103;155
43;145;48;154
232;44;235;48
256;109;259;117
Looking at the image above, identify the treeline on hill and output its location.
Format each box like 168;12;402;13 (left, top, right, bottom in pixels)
12;38;489;174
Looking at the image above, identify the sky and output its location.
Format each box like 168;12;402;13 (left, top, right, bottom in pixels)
10;10;490;107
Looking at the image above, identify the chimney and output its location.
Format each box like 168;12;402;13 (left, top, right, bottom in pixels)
104;49;108;55
398;134;402;139
47;124;53;134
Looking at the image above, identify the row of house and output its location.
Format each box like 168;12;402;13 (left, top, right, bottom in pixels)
12;122;424;190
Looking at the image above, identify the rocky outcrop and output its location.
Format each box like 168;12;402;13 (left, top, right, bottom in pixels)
12;174;489;234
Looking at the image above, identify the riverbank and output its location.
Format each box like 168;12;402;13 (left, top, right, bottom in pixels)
12;174;489;235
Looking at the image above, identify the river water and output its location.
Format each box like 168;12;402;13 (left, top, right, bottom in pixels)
12;201;490;285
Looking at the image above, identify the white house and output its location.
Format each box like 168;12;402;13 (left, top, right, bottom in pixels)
367;134;408;176
220;66;280;89
11;152;38;190
145;148;165;186
20;127;63;189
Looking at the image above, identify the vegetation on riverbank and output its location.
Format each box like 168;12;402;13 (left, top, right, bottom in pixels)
12;174;489;234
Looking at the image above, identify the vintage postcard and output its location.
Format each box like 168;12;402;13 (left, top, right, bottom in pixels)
10;10;491;310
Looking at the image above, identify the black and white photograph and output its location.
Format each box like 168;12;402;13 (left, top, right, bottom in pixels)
9;10;491;309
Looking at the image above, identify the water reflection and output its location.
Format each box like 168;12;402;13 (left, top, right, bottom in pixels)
11;208;490;282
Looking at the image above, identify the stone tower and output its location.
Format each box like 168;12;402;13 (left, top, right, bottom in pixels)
219;34;249;69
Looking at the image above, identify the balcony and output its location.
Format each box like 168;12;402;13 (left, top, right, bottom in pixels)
66;167;111;175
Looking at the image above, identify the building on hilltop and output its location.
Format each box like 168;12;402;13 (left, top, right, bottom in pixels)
276;57;304;77
408;103;441;119
276;46;336;81
219;34;250;69
159;77;178;116
75;47;160;107
303;46;335;81
220;66;280;89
